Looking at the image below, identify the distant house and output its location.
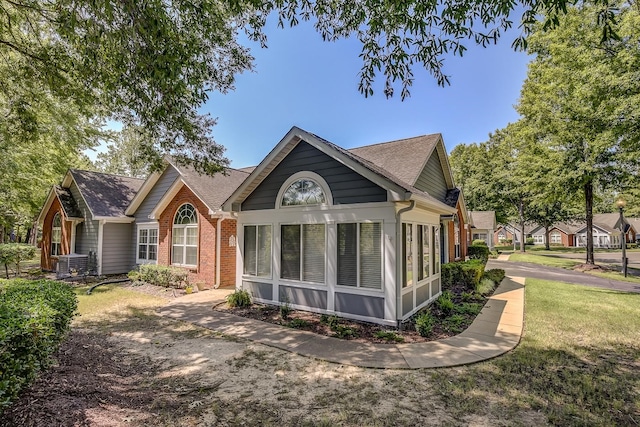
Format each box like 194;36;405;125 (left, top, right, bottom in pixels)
37;170;144;275
574;213;633;249
469;211;497;249
223;126;467;326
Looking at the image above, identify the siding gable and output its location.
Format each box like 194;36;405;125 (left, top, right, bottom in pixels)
69;182;98;256
134;165;181;223
413;150;448;202
242;140;387;211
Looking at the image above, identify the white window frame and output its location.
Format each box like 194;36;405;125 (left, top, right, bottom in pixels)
533;234;545;245
172;203;198;268
51;213;62;256
276;171;332;209
280;223;326;284
243;224;272;278
336;222;383;290
137;224;159;264
550;232;562;245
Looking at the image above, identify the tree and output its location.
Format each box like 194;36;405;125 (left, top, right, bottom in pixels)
517;2;640;264
95;126;157;179
1;0;626;175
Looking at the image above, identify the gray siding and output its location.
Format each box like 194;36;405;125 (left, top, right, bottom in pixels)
242;141;387;210
102;223;134;274
130;166;179;266
69;182;99;256
430;278;440;300
414;150;448;202
402;292;413;316
335;293;385;319
280;285;327;310
243;281;273;300
416;283;430;306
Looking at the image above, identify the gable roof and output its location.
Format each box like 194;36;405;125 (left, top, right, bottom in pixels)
63;169;144;219
593;213;623;231
222;126;457;214
469;211;496;230
348;133;453;188
36;185;83;224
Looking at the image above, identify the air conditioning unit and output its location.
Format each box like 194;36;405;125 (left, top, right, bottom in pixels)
56;254;89;279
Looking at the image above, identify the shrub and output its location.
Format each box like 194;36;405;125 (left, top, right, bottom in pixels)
280;296;292;320
0;279;77;411
454;302;483;316
526;237;535;245
468;244;490;263
441;259;485;291
472;239;487;246
286;319;310;329
476;278;496;295
131;264;189;288
415;311;436;337
483;269;506;286
436;290;455;314
374;330;404;342
0;244;37;279
226;289;251;308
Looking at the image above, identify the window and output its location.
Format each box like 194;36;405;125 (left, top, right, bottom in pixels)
337;222;382;289
51;213;62;256
550;232;562;245
281;224;325;283
533;235;545;245
172;204;198;266
417;225;430;281
137;227;158;263
454;215;461;259
433;226;440;274
244;225;272;277
402;223;413;287
498;231;506;242
281;179;326;206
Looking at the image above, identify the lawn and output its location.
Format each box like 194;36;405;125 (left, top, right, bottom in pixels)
4;280;639;426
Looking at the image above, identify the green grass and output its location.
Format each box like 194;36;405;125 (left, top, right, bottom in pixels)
509;253;581;269
588;270;640;284
432;278;640;425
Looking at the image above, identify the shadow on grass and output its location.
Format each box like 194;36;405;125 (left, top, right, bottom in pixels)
431;342;640;426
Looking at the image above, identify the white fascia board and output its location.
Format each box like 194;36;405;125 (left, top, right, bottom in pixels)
67;172;96;220
410;194;457;215
36;187;57;224
93;216;136;223
149;178;184;219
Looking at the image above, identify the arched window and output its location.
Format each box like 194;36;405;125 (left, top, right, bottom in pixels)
172;204;198;266
281;178;327;207
51;213;62;256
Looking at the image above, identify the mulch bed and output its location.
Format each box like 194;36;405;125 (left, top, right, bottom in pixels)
214;283;489;344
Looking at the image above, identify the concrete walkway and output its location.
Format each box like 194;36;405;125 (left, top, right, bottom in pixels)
158;277;525;369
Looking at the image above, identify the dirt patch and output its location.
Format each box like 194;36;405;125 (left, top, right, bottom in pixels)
573;263;611;272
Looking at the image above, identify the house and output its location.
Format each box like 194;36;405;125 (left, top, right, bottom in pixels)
222;126;467;326
627;218;640;243
38;160;249;288
575;213;633;248
469;211;497;249
37;169;144;275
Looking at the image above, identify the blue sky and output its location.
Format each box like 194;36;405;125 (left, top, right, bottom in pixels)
204;20;531;169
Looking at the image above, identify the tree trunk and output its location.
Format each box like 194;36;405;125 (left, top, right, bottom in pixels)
519;199;526;253
545;225;551;250
585;181;595;264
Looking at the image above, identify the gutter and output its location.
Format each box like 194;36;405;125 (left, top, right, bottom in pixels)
215;216;223;289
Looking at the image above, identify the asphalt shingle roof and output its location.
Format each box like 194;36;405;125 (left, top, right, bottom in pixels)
176;163;251;211
70;169;144;217
469;211;496;230
54;185;82;218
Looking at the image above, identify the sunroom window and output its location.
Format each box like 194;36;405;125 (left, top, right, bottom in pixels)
244;225;272;277
281;224;325;283
337;222;382;289
172;204;198;267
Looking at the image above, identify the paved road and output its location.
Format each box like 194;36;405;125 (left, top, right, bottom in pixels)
487;259;640;293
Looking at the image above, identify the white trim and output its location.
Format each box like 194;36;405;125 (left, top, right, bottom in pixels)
65;171;96;219
125;169;164;216
170;203;199;268
149;178;184;219
93;216;135;223
136;223;159;265
97;220;105;275
276;171;333;209
37;187;57;225
215;217;223;288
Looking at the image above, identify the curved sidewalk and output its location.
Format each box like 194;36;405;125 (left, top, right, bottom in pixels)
158;277;525;369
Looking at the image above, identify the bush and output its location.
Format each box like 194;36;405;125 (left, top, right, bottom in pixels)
483;269;506;286
468;244;490;263
226;289;251;308
0;279;77;411
476;278;495;295
526;237;535;245
0;244;37;279
130;264;189;288
472;239;487;246
436;290;455;314
442;259;486;292
415;311;436;337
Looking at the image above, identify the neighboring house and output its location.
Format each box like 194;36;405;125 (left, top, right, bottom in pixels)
125;159;250;288
627;218;640;242
38;170;144;275
469;211;497;249
222;126;466;326
574;213;633;248
38;161;250;288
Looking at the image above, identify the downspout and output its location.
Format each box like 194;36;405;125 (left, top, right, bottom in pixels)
395;200;415;329
215;216;223;289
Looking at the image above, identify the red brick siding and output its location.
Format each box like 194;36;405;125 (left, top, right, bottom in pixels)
156;185;236;289
447;202;467;262
40;198;72;271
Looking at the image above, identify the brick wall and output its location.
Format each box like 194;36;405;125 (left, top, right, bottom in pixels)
156;185;236;288
40;198;72;271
